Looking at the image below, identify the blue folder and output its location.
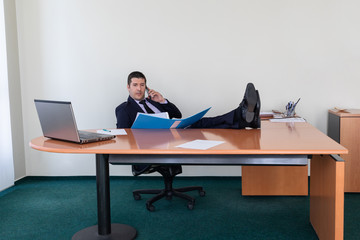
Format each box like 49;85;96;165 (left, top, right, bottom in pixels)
131;107;211;129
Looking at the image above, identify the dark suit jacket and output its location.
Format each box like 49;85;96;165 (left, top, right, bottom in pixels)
115;96;182;128
115;96;183;175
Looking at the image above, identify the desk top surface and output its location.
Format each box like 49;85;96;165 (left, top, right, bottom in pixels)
30;122;347;155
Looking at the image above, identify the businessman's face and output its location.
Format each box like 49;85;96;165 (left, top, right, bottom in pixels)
128;77;146;101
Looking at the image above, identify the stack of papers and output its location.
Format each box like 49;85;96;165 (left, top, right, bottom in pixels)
269;118;306;123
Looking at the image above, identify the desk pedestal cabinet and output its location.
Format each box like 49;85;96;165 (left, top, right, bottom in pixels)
328;109;360;192
242;165;308;195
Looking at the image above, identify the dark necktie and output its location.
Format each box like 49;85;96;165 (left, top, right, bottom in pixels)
139;100;155;113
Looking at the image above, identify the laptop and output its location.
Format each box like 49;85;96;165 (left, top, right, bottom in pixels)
34;99;115;144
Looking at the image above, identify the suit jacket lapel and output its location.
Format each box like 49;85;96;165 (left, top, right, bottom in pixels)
127;96;145;122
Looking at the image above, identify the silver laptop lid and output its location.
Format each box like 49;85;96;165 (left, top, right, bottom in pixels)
34;99;81;143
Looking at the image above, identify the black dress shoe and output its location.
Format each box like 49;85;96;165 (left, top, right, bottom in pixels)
243;83;257;123
250;90;261;129
235;83;257;128
235;83;260;129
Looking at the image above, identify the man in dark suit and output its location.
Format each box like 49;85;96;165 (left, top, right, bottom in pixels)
115;70;261;178
115;71;261;129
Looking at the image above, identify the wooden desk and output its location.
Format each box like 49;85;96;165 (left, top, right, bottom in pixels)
30;122;347;240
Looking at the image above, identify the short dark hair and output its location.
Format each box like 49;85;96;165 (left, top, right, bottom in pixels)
127;71;146;85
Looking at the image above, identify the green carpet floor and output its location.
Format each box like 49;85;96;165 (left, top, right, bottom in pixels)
0;176;359;240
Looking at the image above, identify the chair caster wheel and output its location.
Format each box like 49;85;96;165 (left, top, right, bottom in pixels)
187;202;195;210
146;203;155;212
199;190;206;197
133;193;141;200
166;192;172;200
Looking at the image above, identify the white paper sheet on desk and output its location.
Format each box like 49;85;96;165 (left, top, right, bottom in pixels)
97;129;127;135
269;118;306;122
176;140;224;150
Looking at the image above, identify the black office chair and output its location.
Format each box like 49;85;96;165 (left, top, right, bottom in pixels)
132;164;205;211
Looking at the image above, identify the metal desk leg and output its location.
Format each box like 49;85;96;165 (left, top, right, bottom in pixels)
72;154;137;240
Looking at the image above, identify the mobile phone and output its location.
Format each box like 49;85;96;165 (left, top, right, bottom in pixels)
146;86;151;99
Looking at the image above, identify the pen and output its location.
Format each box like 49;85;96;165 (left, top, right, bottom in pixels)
291;98;301;112
102;129;111;132
293;98;301;108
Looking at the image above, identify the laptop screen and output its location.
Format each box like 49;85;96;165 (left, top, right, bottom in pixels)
34;99;81;143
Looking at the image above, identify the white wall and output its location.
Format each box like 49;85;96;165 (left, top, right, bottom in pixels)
15;0;360;176
0;0;15;190
4;0;25;181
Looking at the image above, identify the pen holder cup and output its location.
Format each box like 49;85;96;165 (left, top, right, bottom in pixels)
285;98;300;118
285;110;295;117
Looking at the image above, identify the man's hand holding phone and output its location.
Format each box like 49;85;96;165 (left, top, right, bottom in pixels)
146;87;165;103
146;86;166;103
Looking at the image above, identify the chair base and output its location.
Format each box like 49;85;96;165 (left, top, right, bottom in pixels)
133;185;205;211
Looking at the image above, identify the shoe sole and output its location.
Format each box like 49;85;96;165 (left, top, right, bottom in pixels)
245;83;257;123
